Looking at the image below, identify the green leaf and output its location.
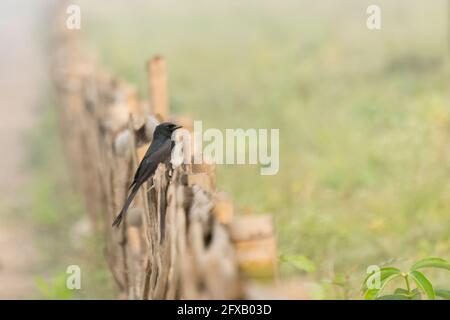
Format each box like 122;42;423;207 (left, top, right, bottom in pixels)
280;254;316;273
435;289;450;300
394;288;421;300
410;288;422;300
376;294;409;300
362;267;401;292
363;273;402;300
364;289;379;300
411;257;450;271
409;271;435;300
394;288;409;295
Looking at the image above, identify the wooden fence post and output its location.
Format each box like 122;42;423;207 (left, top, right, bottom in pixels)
148;56;169;121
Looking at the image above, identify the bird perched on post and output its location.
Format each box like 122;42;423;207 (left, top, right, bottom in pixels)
112;122;182;227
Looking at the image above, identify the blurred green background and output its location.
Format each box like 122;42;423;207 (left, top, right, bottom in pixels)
74;0;450;297
5;0;448;299
69;1;450;294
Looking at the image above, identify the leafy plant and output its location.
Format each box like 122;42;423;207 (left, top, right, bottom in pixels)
362;257;450;300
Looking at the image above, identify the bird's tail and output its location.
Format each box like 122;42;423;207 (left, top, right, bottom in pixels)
112;185;140;227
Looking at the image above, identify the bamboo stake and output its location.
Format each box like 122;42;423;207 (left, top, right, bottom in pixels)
148;56;169;121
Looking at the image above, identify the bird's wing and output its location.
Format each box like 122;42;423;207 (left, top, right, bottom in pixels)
114;140;172;227
135;139;172;186
130;137;168;189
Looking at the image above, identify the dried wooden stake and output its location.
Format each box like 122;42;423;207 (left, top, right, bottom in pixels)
148;56;169;121
212;192;234;224
181;172;214;192
230;214;277;280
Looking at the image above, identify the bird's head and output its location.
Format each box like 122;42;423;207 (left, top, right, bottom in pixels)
153;122;182;139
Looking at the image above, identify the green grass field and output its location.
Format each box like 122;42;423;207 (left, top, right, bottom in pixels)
70;0;450;298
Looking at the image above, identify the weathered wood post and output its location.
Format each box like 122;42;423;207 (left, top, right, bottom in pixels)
148;56;169;121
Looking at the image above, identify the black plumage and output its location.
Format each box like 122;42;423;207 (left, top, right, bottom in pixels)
112;122;181;227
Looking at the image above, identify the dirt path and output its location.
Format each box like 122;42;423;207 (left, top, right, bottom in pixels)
0;1;47;299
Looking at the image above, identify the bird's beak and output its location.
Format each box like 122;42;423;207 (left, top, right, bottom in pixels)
173;125;182;130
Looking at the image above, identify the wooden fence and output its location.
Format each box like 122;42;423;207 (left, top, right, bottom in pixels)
51;26;283;299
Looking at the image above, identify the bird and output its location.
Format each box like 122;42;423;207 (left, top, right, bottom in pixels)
112;122;182;227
